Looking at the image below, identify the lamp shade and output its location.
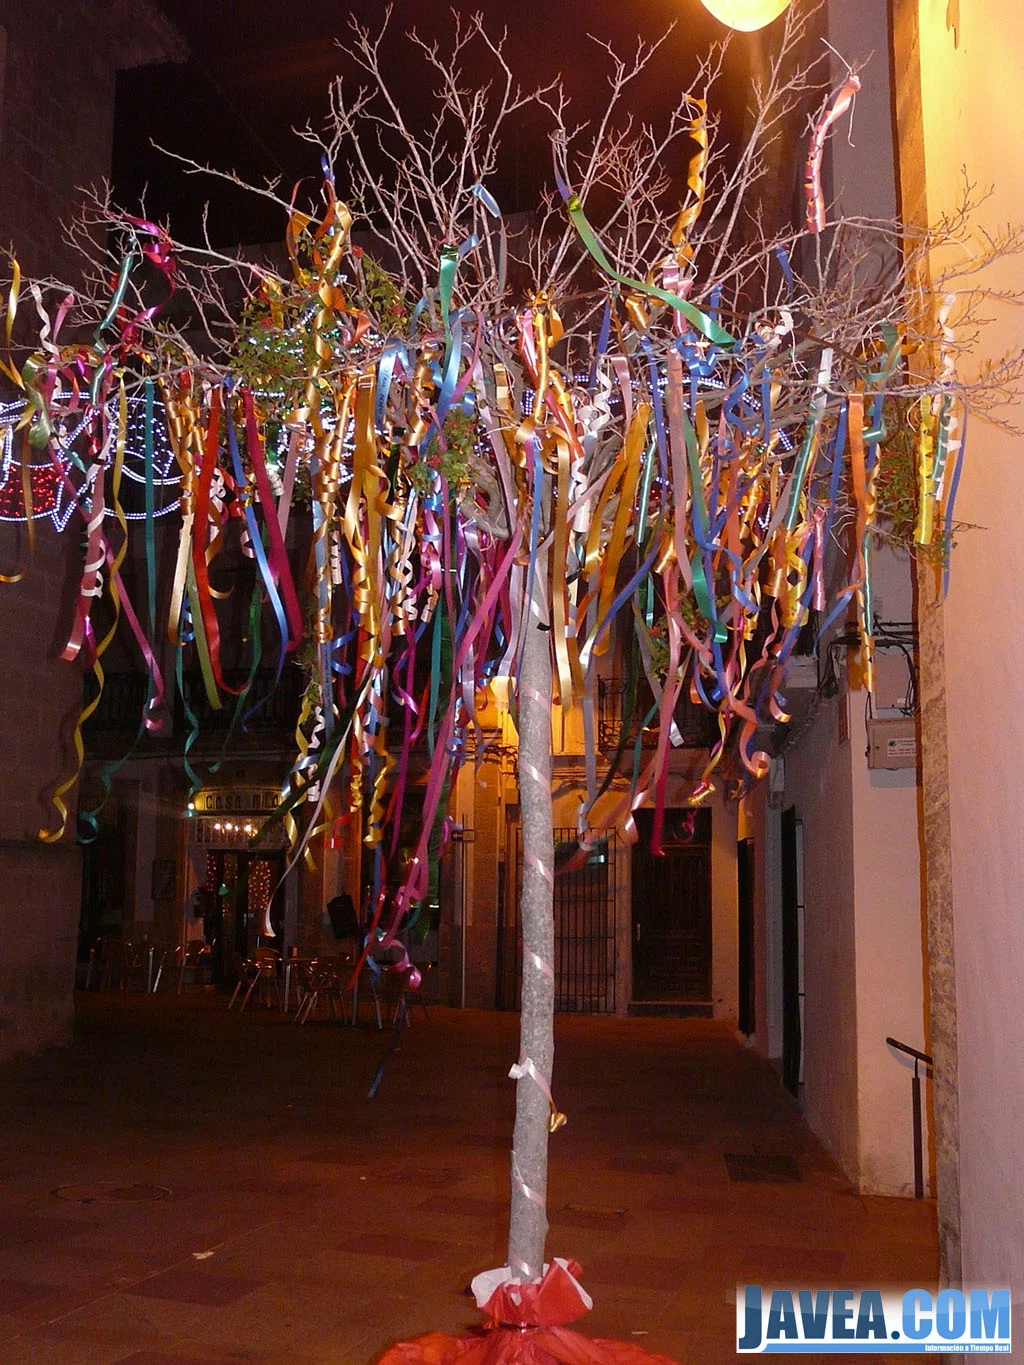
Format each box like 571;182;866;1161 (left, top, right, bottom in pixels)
699;0;793;31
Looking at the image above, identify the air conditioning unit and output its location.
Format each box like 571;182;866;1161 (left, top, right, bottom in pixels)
866;716;919;769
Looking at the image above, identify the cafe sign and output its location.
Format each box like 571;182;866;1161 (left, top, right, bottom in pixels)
189;787;282;815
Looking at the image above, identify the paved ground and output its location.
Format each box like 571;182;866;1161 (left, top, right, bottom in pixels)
0;991;938;1363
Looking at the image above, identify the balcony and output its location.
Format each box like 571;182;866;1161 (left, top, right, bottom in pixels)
83;667;306;756
597;676;718;751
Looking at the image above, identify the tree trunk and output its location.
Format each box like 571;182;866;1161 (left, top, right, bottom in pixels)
915;554;962;1283
507;568;555;1282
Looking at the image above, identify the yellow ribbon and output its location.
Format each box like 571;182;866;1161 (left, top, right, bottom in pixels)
670;98;708;268
914;393;937;548
40;380;130;842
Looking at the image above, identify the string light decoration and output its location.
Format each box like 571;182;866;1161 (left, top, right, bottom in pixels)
0;393;180;528
247;858;272;926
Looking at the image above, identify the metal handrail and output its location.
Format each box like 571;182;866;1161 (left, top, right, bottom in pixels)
886;1036;933;1066
886;1036;933;1199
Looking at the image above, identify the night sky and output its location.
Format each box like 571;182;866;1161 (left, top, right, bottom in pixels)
113;0;749;247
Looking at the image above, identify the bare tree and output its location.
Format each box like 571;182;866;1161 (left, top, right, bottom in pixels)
5;3;1024;1307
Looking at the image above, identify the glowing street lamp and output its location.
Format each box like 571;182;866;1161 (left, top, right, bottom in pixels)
699;0;794;30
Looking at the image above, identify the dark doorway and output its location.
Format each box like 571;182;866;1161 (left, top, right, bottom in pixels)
204;849;285;981
631;808;711;1002
78;802;129;962
737;836;755;1036
780;806;802;1099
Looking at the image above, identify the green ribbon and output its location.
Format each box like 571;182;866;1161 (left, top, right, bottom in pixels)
784;422;818;534
426;596;449;759
88;250;138;406
21;356;54;451
438;245;459;349
566;194;734;347
931;391;953;507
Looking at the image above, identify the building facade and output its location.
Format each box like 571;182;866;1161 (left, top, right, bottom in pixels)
0;0;184;1059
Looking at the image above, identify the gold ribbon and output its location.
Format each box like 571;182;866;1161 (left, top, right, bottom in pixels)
670;98;708;269
40;380;130;841
593;403;651;652
914;393;937;548
848;391;876;692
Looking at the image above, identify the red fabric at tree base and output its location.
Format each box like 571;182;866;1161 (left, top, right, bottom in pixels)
378;1261;680;1365
377;1325;679;1365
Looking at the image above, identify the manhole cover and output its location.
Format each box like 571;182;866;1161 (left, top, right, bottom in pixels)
724;1153;802;1183
54;1182;171;1204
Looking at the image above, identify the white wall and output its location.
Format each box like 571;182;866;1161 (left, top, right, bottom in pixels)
779;599;928;1196
783;692;861;1183
914;0;1024;1335
849;696;931;1196
754;0;930;1199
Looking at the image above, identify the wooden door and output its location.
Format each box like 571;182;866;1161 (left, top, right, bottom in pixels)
631;809;712;1001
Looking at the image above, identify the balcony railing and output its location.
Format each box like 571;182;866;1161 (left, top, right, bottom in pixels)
597;676;717;751
84;667;306;749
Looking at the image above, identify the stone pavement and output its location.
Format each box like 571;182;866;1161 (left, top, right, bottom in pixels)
0;991;938;1363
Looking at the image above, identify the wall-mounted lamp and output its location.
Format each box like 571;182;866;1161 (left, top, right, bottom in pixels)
699;0;793;31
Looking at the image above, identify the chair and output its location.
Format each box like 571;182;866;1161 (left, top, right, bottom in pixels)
295;955;349;1025
228;948;281;1011
147;944;176;993
90;935;134;991
380;961;432;1026
351;960;383;1029
175;941;212;992
150;942;210;993
406;961;434;1024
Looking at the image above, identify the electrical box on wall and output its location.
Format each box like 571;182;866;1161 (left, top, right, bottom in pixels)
872;649;911;710
866;716;919;769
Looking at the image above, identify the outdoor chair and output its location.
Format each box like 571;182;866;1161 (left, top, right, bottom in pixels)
294;954;349;1024
352;960;384;1029
380;961;432;1027
228;947;281;1011
89;935;134;991
149;941;210;992
176;941;212;992
146;944;177;993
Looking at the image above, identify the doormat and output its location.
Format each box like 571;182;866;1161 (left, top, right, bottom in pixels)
723;1153;801;1183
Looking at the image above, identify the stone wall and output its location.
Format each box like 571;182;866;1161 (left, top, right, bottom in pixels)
0;517;85;1056
0;0;183;1058
0;0;184;283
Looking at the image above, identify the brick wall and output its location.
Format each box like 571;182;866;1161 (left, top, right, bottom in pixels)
0;0;183;1058
0;0;185;281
